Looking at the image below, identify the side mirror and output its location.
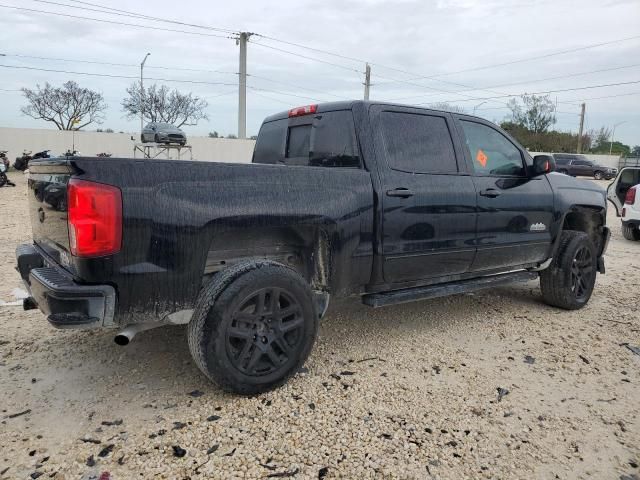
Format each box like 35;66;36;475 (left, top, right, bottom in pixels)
532;155;555;176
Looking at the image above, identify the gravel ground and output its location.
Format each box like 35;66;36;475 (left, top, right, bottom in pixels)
1;170;639;480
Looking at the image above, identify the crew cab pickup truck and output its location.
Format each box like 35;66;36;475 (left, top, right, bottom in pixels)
17;101;610;394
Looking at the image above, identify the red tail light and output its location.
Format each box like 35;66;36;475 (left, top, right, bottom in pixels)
624;187;636;205
288;104;317;117
67;179;122;257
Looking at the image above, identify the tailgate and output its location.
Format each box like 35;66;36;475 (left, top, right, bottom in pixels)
27;158;74;266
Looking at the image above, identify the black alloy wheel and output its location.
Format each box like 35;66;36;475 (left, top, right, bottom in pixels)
226;287;304;376
570;245;594;301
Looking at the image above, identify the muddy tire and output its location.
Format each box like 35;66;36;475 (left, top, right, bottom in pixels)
188;260;318;395
622;224;640;241
540;231;597;310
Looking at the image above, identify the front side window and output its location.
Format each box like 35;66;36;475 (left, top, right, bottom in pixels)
380;112;458;174
460;121;525;176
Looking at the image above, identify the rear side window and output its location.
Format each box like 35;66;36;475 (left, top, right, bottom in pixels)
253;119;286;164
253;111;360;168
460;121;525;176
554;156;570;165
380;112;458;174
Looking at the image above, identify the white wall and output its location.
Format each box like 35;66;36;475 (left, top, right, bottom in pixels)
0;127;256;163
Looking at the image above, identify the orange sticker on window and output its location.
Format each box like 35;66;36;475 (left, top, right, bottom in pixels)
476;149;488;167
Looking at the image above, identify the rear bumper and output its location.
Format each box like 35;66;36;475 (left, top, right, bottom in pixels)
15;243;116;329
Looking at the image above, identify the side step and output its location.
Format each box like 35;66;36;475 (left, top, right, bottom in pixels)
362;271;538;308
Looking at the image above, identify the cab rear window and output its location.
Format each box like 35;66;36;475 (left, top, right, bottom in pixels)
253;111;360;168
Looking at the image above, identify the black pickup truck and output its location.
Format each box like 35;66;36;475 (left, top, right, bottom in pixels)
17;101;610;394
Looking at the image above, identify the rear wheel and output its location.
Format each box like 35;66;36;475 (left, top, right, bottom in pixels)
622;224;640;241
594;171;604;180
0;173;7;187
540;231;597;310
188;260;318;394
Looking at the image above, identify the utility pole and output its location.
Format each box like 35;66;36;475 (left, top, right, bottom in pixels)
363;63;371;100
576;102;585;153
237;32;251;139
140;52;150;135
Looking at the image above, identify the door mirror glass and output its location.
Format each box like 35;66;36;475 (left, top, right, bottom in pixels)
532;155;555;176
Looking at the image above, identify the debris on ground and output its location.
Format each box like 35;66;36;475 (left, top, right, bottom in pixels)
496;387;510;402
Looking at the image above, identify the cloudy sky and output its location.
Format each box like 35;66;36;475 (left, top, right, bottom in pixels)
0;0;639;146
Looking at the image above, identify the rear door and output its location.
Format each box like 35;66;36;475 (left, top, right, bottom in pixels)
371;106;477;283
455;117;554;272
607;167;640;216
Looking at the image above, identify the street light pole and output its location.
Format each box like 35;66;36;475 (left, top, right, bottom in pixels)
473;101;487;114
140;53;151;136
610;121;627;155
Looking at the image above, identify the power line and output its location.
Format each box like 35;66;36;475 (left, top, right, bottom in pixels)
249;40;363;75
2;51;350;102
38;0;238;34
388;63;640;102
0;4;234;39
0;64;237;87
1;53;237;76
246;84;328;103
415;80;640;105
575;91;640;102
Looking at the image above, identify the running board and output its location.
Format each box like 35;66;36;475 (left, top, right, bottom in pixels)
362;271;538;308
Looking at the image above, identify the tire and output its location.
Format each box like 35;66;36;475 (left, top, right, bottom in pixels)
0;173;6;187
188;260;318;394
622;224;640;241
594;171;604;180
540;231;597;310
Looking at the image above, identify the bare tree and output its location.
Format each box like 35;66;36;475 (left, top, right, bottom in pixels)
122;83;208;128
587;126;612;150
21;81;107;130
428;102;466;113
506;94;556;134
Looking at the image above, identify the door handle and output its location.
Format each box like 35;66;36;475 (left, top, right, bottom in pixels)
386;188;414;198
479;188;501;198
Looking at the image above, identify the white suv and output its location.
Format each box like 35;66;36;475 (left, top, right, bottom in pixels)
607;166;640;241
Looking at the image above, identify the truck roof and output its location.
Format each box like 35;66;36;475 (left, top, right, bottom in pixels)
262;100;486;123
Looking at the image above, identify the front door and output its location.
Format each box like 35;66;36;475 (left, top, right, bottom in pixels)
456;118;554;272
372;106;477;283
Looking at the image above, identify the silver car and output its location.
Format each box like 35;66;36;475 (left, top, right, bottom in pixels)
141;122;187;145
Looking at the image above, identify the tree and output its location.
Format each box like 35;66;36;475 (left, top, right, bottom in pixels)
122;83;208;128
208;131;219;138
588;126;612;151
21;81;107;130
506;94;556;134
428;102;465;113
631;145;640;157
226;134;238;139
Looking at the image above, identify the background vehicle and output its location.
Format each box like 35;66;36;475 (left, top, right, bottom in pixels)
607;166;640;241
554;153;617;180
141;122;187;145
0;150;9;170
17;101;609;395
14;150;32;171
0;158;9;187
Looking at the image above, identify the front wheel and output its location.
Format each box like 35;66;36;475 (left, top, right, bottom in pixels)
188;260;318;395
540;231;597;310
594;171;604;180
622;224;640;241
0;173;7;187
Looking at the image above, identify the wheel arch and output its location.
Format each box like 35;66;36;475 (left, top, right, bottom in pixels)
201;225;333;293
551;205;607;258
